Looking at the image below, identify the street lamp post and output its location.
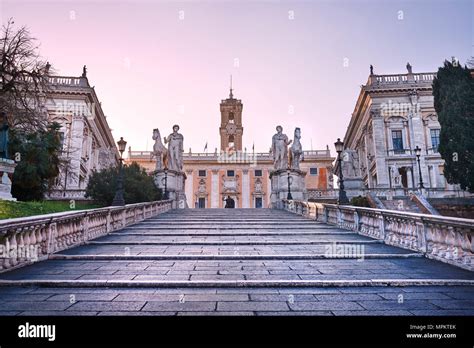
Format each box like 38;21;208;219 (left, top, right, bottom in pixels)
287;169;293;200
112;137;127;206
414;145;424;189
335;138;349;205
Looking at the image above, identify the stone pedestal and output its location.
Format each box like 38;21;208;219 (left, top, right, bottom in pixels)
270;168;307;208
343;178;364;190
153;169;187;209
0;158;16;201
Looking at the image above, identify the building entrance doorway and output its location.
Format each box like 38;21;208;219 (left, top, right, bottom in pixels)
255;197;263;208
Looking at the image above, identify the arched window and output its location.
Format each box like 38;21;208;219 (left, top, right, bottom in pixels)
229;112;234;121
228;135;235;148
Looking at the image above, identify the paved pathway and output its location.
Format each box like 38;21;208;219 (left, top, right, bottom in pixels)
0;209;473;315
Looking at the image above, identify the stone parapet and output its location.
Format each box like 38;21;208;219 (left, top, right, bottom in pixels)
0;200;172;272
281;199;474;271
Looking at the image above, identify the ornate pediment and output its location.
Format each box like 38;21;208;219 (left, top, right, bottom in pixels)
254;178;263;193
422;113;438;123
222;174;240;193
386;115;408;124
197;178;207;194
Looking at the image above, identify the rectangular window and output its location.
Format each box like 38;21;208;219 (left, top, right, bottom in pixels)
430;129;440;152
198;170;206;177
254;169;262;177
391;130;404;154
227;170;235;177
310;168;318;175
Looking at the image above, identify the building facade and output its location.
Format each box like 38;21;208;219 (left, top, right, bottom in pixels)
342;64;468;198
45;70;119;200
127;89;335;208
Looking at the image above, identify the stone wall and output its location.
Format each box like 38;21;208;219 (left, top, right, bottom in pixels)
428;198;474;219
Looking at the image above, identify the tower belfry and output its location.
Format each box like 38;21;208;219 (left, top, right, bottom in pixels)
220;77;243;151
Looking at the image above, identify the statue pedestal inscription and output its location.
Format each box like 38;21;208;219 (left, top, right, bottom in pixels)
153;169;187;209
270;168;307;209
0;158;16;201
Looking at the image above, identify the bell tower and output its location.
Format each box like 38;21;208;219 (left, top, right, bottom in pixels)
220;76;243;151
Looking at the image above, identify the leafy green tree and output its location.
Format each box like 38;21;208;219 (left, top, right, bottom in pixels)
10;122;62;201
85;162;162;206
433;59;474;192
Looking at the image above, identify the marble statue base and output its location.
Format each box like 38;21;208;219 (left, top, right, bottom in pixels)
270;168;307;209
0;158;16;201
343;177;365;190
153;169;188;209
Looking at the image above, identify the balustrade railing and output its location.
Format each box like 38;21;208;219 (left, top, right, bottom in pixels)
0;200;172;272
281;199;474;271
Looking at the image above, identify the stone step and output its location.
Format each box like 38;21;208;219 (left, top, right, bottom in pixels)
87;240;382;246
116;231;355;236
2;207;473;317
49;253;422;260
122;226;333;230
140;220;322;224
1;279;473;288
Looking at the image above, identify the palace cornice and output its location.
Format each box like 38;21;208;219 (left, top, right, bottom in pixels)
48;75;119;161
344;71;435;148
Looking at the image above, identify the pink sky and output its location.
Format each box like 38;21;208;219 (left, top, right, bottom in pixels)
1;0;472;155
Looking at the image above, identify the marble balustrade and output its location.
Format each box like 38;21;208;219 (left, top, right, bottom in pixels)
282;199;474;271
0;200;172;272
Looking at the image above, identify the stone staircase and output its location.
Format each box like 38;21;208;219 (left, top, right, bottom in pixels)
0;208;473;316
378;196;422;213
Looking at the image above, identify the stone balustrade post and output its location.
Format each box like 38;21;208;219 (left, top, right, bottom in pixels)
353;210;360;232
83;213;90;243
121;209;126;228
106;210;111;233
379;214;386;241
46;222;57;254
416;220;427;253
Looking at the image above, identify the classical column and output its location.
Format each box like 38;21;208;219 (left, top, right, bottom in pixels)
69;115;84;190
211;169;219;208
371;112;390;188
242;169;250;208
185;169;193;208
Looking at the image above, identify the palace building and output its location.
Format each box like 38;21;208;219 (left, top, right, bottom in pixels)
341;63;470;198
45;68;119;200
127;88;335;208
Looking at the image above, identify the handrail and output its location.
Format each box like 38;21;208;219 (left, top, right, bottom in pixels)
0;200;172;272
280;199;474;271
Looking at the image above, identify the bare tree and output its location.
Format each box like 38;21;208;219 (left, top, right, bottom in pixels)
0;18;52;131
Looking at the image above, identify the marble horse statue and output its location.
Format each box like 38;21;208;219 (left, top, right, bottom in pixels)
152;128;168;170
289;127;304;170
